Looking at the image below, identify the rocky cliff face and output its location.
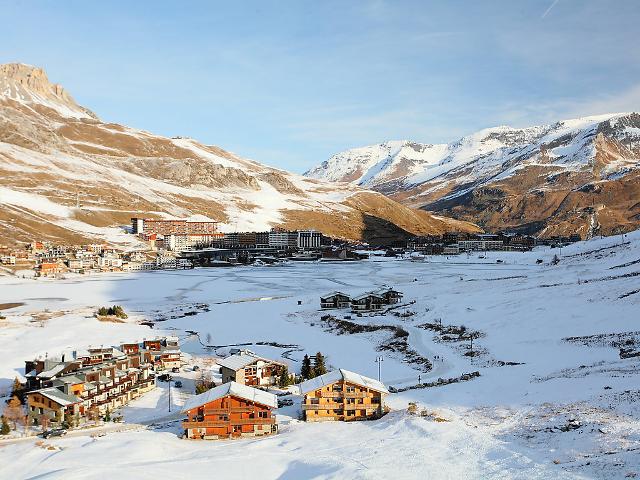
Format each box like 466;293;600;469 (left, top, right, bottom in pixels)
0;63;476;246
305;114;640;238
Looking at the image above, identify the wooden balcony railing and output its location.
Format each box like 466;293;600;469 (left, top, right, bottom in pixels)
183;417;275;428
203;407;254;415
303;403;380;411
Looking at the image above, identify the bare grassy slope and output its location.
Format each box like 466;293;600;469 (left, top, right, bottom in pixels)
0;63;477;246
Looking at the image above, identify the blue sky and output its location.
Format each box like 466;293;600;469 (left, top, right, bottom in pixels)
1;1;639;172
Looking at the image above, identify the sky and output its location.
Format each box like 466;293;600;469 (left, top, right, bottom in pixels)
1;0;639;172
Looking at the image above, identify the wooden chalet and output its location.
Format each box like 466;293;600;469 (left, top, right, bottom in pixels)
320;291;351;309
351;292;385;312
27;387;83;425
181;381;278;440
218;351;289;387
371;287;404;305
299;369;388;422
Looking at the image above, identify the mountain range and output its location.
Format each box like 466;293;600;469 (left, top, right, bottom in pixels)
0;63;477;247
305;114;640;238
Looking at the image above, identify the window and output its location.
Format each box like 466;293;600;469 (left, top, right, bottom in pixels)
346;386;355;393
258;411;268;418
332;384;342;392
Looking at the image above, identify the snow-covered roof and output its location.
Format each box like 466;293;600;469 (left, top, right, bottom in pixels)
53;375;84;385
370;287;402;296
181;381;278;412
217;352;284;371
37;362;66;379
352;292;384;301
320;291;350;299
34;387;82;406
298;369;389;395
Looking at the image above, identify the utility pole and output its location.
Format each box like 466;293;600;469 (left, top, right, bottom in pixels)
168;380;172;413
375;356;384;382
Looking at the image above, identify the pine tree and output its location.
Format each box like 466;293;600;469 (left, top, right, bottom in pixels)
278;366;291;388
313;352;327;377
104;407;111;422
300;354;312;379
0;416;10;435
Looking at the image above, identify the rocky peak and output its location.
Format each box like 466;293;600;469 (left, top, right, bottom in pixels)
0;63;97;120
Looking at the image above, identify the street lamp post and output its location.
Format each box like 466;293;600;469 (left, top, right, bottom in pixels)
168;380;172;413
375;356;384;382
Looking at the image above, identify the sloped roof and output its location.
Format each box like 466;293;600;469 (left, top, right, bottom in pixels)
181;381;278;412
217;352;285;371
34;387;82;407
37;362;66;379
53;375;85;385
298;369;389;395
320;291;350;300
352;292;385;301
371;287;402;296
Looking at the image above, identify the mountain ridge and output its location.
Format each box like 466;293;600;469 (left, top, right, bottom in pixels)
305;113;640;238
0;63;478;247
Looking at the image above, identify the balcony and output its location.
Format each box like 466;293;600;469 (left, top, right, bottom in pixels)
315;391;369;399
203;407;254;415
183;417;275;428
303;402;380;411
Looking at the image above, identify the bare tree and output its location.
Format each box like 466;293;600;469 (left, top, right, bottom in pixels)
4;396;24;430
40;414;50;432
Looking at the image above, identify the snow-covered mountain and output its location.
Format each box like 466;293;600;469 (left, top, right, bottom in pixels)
0;63;477;246
305;115;640;238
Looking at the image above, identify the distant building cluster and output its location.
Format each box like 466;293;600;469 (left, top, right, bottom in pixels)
0;241;194;277
131;217;324;252
406;232;539;254
23;337;181;428
321;287;404;312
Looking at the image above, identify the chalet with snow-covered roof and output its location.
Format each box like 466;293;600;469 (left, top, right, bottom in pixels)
299;369;388;422
351;292;385;312
218;351;289;387
26;387;83;425
371;287;403;305
181;381;278;440
320;291;351;309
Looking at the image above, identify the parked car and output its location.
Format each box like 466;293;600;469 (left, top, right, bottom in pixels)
157;373;173;382
42;428;67;439
192;365;200;371
174;380;183;388
171;367;180;373
277;398;294;408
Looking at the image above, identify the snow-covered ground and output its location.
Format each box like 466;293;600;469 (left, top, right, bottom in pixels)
1;232;639;479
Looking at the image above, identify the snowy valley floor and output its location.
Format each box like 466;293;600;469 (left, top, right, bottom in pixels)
1;233;639;479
